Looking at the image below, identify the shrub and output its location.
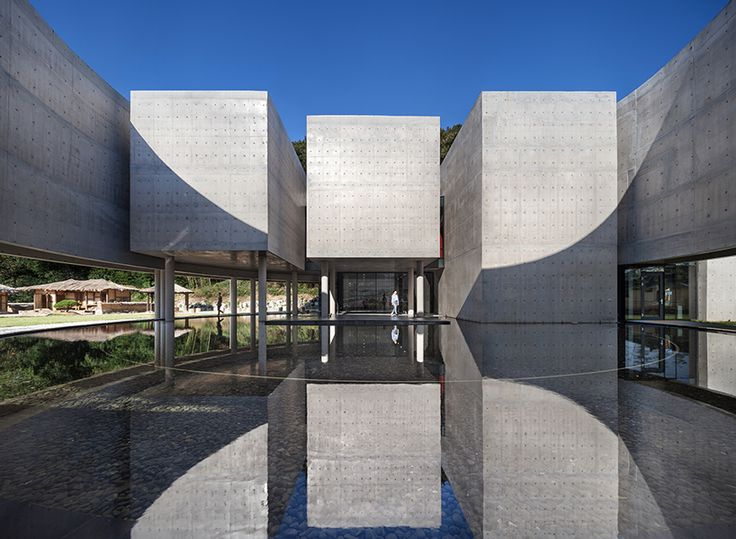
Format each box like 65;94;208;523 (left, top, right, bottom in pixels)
54;299;79;311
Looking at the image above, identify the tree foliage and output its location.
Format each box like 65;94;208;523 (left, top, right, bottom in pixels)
293;138;307;171
440;124;462;163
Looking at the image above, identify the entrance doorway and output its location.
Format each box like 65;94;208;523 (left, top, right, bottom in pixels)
641;269;664;319
337;272;408;313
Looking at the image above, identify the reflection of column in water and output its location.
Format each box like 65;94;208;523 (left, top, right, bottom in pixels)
290;325;298;358
320;326;329;363
408;324;415;361
329;325;336;361
416;325;426;363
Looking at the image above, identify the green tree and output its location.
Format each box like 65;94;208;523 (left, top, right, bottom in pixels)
293;138;307;171
440;124;462;162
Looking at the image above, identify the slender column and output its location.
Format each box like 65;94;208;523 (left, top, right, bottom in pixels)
230;277;238;353
329;264;337;317
408;266;415;318
320;262;329;319
163;257;175;384
250;279;256;315
249;278;256;351
416;261;425;316
258;252;268;321
291;271;299;316
154;270;162;367
258;252;268;368
285;279;292;315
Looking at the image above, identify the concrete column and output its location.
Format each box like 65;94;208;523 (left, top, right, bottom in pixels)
416;261;425;316
320;262;329;318
258;252;267;368
329;264;337;317
258;252;268;321
408;266;415;318
285;279;292;315
153;270;162;367
249;278;256;351
230;277;238;353
163;257;175;384
250;278;256;316
291;271;299;316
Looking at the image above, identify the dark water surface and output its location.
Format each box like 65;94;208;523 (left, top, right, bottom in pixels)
0;319;734;538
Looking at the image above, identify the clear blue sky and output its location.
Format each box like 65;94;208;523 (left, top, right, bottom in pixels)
32;0;727;140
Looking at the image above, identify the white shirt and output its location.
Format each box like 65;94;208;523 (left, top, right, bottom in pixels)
391;292;399;306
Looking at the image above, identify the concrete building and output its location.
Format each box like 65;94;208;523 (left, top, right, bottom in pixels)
617;1;736;266
0;0;734;340
439;92;618;323
130;91;305;273
306;115;440;317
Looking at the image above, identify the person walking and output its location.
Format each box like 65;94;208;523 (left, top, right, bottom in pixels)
390;289;399;316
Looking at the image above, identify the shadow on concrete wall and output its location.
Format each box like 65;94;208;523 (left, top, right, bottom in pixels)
449;211;618;323
130;127;268;254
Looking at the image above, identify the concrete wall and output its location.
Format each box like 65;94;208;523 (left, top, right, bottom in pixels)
618;0;736;265
696;254;736;321
130;91;305;269
306;116;440;260
438;96;484;321
440;92;618;323
267;98;307;269
0;0;158;269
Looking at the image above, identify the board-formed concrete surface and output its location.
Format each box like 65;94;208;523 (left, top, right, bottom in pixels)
306;116;440;261
306;383;441;528
440;92;618;323
617;0;736;265
0;0;158;269
130;91;305;269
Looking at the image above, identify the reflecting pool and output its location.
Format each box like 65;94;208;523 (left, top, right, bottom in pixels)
0;321;734;537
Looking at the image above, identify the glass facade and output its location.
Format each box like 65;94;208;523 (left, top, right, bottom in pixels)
337;272;408;312
625;262;693;320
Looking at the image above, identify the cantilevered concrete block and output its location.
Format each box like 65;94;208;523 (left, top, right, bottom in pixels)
130;91;305;270
618;2;736;265
306;383;441;528
0;0;157;269
440;92;618;323
306;116;440;262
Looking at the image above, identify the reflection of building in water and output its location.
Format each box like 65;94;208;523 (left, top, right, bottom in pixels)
132;424;268;539
623;325;736;399
441;322;619;538
624;255;736;322
306;383;440;528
